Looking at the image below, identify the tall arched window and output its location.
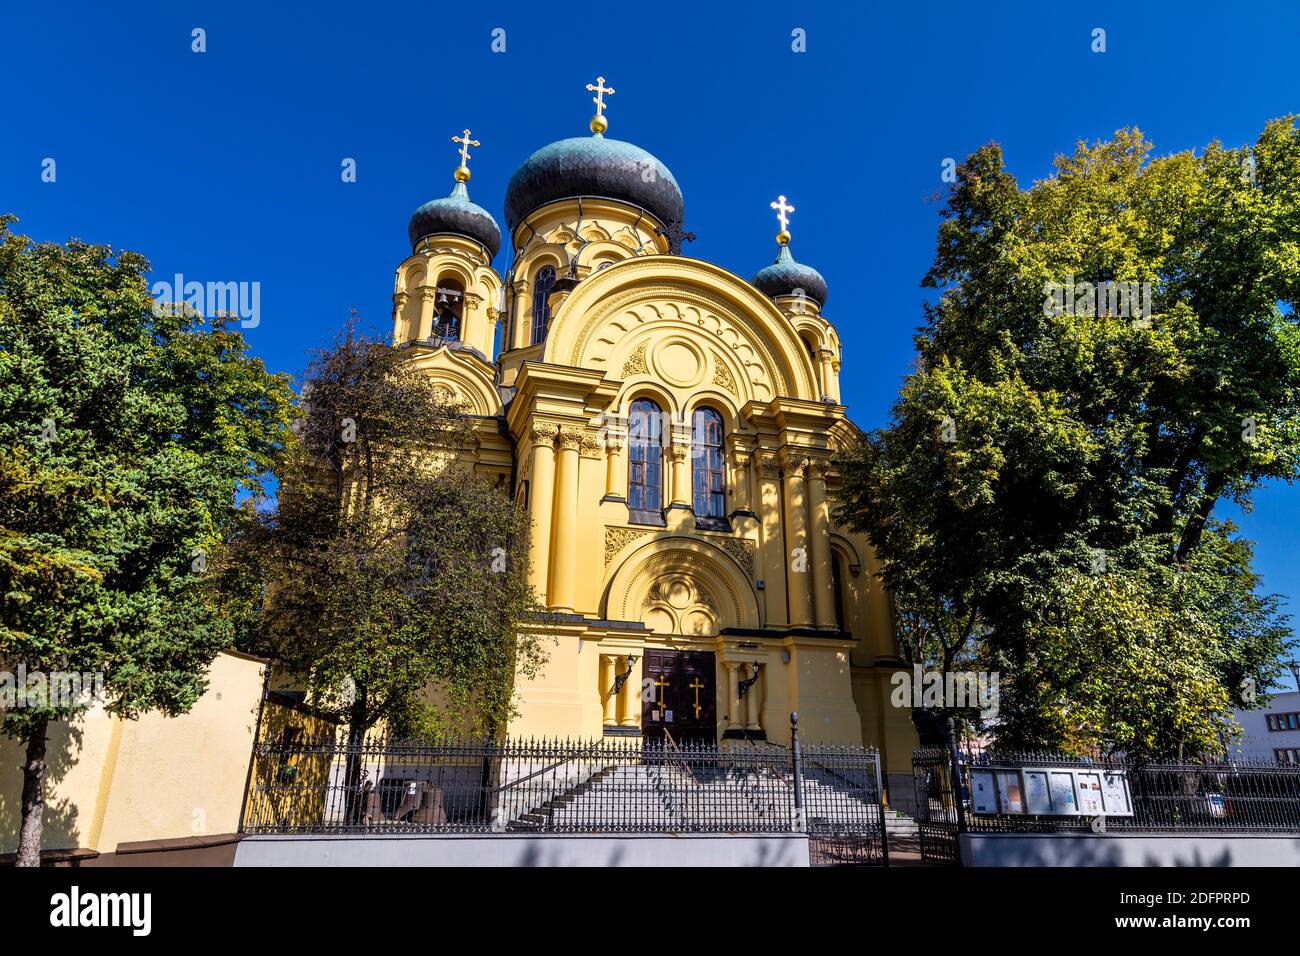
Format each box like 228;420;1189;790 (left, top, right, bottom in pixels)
691;407;725;520
531;266;556;345
831;552;846;632
433;276;463;340
627;398;663;521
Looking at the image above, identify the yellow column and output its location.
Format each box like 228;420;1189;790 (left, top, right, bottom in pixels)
724;662;741;732
733;450;754;515
510;279;529;350
527;422;558;604
485;306;501;361
781;451;813;627
756;452;788;627
744;663;761;731
602;415;626;500
548;428;582;612
391;291;409;344
600;655;617;727
807;459;836;628
417;286;437;341
617;656;640;728
817;350;834;401
668;443;690;508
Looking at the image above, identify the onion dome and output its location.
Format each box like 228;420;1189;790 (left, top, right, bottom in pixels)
752;242;828;307
407;178;501;259
751;194;827;306
504;137;683;234
407;130;501;259
503;77;683;234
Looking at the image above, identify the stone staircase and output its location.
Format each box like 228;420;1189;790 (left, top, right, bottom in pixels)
508;762;883;833
883;809;919;838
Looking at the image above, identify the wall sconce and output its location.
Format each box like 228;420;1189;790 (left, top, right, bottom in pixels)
781;650;791;664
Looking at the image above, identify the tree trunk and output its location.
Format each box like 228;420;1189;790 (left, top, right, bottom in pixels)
15;716;50;867
342;688;368;826
1175;472;1226;563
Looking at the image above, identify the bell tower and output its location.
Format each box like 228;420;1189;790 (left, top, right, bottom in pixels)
392;129;504;362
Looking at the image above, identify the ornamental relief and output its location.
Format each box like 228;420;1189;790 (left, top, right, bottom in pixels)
642;574;719;637
605;526;651;567
706;536;756;579
570;286;799;401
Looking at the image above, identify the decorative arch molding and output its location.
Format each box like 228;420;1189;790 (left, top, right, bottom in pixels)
403;347;502;418
603;536;761;635
543;257;821;402
829;533;863;575
576;239;637;270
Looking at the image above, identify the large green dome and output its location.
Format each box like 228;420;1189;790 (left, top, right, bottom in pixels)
504;135;684;234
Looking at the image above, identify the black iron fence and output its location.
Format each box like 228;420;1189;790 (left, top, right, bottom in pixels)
242;713;884;862
913;747;1300;864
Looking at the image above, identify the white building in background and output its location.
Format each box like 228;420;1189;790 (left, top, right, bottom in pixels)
1231;665;1300;764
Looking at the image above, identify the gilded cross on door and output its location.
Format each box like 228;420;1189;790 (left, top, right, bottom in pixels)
689;677;705;719
654;675;670;707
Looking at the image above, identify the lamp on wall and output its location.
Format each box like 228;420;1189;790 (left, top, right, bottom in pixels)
1289;660;1300;693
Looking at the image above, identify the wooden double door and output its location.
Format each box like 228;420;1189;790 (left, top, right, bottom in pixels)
641;649;717;745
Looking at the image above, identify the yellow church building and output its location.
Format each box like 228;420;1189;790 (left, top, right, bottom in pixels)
391;78;918;797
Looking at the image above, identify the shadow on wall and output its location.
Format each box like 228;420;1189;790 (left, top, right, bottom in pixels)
0;720;86;854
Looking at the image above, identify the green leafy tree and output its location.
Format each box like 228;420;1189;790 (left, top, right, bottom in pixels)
837;119;1300;757
0;216;294;864
216;328;547;765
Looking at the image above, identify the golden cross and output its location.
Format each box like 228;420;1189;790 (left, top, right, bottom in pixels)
586;75;615;117
452;129;480;167
689;678;704;719
654;675;669;706
770;195;795;233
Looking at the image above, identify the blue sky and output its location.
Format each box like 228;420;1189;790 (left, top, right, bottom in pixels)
3;1;1297;620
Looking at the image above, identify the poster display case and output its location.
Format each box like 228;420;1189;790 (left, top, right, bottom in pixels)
965;765;1133;817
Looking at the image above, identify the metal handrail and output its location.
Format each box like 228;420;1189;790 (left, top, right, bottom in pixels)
661;730;699;785
496;741;607;792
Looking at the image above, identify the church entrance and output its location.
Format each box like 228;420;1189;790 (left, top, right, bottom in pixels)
641;649;717;745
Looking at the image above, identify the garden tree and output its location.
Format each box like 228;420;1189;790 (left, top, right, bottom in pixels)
213;328;546;756
0;215;294;865
836;119;1300;757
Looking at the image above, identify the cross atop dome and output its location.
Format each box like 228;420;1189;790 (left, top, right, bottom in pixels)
770;194;795;244
586;75;615;135
451;129;480;183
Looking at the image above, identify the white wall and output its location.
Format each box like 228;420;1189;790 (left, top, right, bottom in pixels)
1231;689;1300;762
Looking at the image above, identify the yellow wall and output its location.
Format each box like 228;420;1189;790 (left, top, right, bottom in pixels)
0;650;266;854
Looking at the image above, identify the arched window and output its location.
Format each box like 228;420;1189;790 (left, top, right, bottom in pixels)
691;407;725;519
531;266;556;345
627;398;663;520
433;276;463;340
831;552;846;632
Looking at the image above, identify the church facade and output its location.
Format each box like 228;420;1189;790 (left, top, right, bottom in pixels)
390;80;917;792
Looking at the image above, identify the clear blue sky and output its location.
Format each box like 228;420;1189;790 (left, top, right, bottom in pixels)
3;1;1297;617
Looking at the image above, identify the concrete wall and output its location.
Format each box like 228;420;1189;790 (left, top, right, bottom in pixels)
961;832;1300;867
235;833;810;867
0;650;265;854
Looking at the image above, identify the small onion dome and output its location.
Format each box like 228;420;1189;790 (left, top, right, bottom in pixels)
407;171;501;260
504;136;684;235
752;241;828;308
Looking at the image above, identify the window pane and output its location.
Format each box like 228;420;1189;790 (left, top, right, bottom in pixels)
691;408;725;518
531;267;556;345
628;399;662;515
